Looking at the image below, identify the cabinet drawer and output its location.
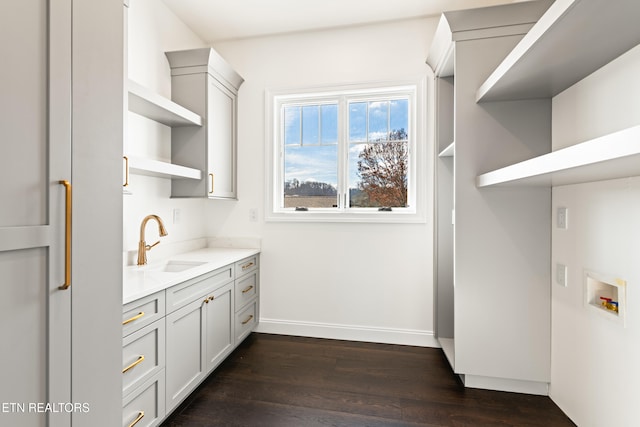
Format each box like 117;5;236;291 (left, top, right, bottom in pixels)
235;271;258;311
235;300;257;344
166;265;234;314
235;255;258;278
122;369;165;427
123;291;165;337
122;319;165;397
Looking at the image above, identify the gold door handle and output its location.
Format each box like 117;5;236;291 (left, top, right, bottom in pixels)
122;311;145;325
242;285;254;294
59;180;72;290
123;156;130;187
242;262;254;270
209;173;214;194
122;355;145;373
242;315;254;325
128;411;144;427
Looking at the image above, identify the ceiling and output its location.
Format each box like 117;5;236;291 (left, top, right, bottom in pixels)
162;0;526;44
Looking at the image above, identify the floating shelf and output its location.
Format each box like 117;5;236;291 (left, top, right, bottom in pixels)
476;125;640;187
439;142;455;158
127;79;202;127
128;157;201;180
477;0;640;102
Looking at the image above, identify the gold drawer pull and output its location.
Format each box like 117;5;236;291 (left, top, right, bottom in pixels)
122;355;145;373
204;295;215;304
242;285;254;294
242;261;254;270
128;411;144;427
241;315;254;325
122;311;145;325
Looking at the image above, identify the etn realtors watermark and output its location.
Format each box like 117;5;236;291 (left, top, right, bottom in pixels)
2;402;90;413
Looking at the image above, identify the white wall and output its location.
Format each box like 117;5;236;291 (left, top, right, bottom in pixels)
124;0;208;262
550;44;640;426
209;18;438;346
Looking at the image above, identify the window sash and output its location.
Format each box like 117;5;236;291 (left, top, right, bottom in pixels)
269;83;422;222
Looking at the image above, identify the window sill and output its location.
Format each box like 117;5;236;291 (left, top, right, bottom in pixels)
265;210;426;224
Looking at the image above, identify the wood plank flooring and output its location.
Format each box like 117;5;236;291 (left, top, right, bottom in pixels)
161;333;575;426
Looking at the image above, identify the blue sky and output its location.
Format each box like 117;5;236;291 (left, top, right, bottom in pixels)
283;99;408;188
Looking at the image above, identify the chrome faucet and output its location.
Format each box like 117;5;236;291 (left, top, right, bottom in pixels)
137;214;168;265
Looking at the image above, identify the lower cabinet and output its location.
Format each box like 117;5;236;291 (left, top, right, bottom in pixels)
165;282;233;412
123;254;259;425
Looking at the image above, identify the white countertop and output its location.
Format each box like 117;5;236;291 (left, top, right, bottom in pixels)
123;247;260;304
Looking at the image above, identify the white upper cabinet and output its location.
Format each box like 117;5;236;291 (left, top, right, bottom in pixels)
166;48;244;199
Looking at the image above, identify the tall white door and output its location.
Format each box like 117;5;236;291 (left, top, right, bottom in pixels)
0;1;72;426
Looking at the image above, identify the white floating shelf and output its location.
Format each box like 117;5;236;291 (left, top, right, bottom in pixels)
127;79;202;127
439;142;455;158
477;0;640;102
128;157;201;180
476;125;640;187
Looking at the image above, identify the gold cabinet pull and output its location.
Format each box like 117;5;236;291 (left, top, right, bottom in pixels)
242;285;254;294
203;295;215;304
209;173;214;194
241;315;254;325
58;180;72;290
122;311;145;325
123;156;130;187
128;411;144;427
242;261;254;271
122;355;145;373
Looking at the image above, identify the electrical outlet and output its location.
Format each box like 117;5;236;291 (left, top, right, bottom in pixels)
173;208;181;225
557;207;568;229
556;263;568;287
249;208;258;222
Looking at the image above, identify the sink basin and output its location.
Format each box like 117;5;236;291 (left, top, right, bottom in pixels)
146;260;207;273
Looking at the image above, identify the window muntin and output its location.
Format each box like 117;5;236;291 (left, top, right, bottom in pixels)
271;84;420;221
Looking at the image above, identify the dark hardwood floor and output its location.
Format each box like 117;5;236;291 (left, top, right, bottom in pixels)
161;333;575;427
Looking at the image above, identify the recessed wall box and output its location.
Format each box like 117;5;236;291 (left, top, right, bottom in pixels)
584;270;626;326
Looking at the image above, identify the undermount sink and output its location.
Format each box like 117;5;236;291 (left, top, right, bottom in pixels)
146;260;207;273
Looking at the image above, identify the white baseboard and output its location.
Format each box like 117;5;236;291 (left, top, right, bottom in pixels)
463;374;549;396
256;318;439;347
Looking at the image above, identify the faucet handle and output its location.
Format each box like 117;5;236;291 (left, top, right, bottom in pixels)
145;240;161;251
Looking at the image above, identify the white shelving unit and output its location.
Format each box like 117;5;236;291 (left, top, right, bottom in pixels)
128;79;202;127
439;142;455;158
477;125;640;187
477;0;640;102
125;79;203;183
128;157;201;180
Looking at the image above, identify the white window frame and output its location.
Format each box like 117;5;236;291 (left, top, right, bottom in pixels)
265;79;427;223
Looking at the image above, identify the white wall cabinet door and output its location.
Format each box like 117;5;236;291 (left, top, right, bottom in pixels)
207;78;237;199
0;1;72;426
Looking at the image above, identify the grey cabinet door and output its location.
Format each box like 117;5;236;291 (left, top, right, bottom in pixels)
165;298;206;412
0;1;72;426
204;283;234;372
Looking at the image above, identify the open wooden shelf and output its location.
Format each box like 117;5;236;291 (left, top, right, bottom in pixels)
476;125;640;187
439;142;455;158
128;79;202;127
128;157;201;180
477;0;640;102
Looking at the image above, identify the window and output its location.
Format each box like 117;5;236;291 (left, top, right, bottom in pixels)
267;82;425;223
